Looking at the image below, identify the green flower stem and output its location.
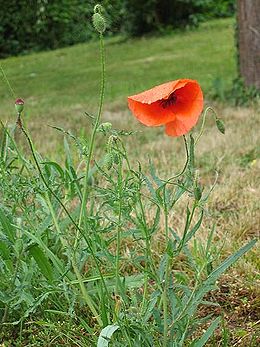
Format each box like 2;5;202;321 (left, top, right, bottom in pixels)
195;106;217;145
78;33;105;230
115;157;123;296
162;135;190;346
164;135;189;184
45;193;102;325
162;200;170;347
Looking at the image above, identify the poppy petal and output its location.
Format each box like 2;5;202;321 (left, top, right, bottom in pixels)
128;79;203;136
129;80;184;104
128;98;176;126
165;119;190;137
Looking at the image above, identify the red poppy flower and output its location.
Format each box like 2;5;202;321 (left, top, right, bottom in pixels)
128;79;203;137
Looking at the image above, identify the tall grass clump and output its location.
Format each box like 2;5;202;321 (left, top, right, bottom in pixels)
0;4;256;346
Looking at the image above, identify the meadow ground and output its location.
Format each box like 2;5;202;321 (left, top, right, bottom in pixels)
0;18;259;345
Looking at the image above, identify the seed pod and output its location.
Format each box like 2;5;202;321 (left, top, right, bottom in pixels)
15;98;24;113
215;117;225;134
92;12;106;34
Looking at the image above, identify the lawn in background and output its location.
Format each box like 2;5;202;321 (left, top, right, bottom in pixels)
0;19;235;127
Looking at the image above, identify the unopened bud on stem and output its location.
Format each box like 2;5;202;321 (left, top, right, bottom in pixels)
215;117;225;134
15;98;24;113
92;4;106;34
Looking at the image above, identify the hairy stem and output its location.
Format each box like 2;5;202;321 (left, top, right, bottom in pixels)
78;33;105;230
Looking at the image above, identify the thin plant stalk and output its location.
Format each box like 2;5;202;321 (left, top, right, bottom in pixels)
115;156;123;295
195;106;217;145
164;135;189;184
162;193;170;347
78;33;105;230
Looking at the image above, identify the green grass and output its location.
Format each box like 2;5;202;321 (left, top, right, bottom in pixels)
0;19;236;124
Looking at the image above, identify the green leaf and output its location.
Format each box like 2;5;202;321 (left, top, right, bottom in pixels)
193;317;221;347
149;159;163;187
0;124;8;161
0;240;11;259
97;324;120;347
205;239;257;285
0;209;15;243
184;211;204;244
43;161;64;179
23;228;71;280
29;244;54;282
143;291;160;323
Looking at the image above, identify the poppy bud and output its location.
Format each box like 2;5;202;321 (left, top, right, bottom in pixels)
92;4;106;34
215;117;225;134
15;98;24;113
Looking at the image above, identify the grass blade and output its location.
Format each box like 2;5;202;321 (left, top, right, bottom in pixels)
193;317;221;347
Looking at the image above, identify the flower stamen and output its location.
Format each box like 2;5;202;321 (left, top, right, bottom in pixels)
159;93;177;109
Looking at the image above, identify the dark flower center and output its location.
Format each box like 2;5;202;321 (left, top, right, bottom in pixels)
159;92;177;109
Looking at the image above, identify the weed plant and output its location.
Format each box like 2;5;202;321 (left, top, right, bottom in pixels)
0;5;256;347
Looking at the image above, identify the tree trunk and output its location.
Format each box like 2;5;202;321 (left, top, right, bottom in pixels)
237;0;260;89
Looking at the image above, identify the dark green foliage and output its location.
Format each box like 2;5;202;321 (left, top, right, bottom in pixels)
121;0;158;37
0;0;235;58
210;77;260;105
121;0;236;36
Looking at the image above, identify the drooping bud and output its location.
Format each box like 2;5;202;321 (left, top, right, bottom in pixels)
92;4;106;34
215;117;225;134
15;98;24;113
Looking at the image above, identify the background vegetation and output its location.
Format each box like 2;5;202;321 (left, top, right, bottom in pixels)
0;0;236;58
